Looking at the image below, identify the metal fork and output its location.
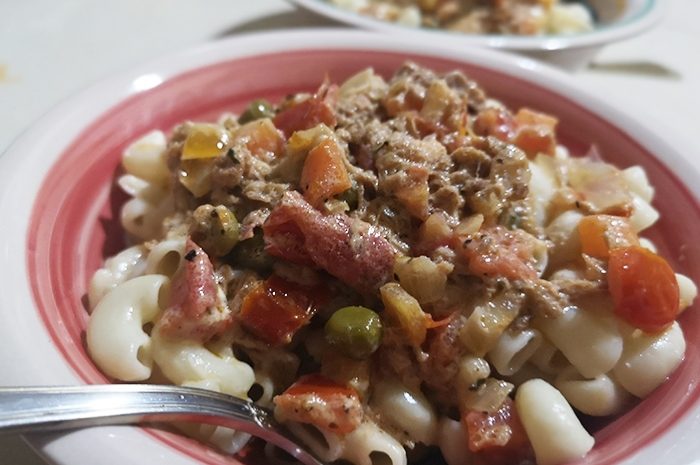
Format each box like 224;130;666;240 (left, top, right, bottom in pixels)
0;384;323;465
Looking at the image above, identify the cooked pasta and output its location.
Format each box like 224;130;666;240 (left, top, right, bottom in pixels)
85;63;696;465
516;379;594;465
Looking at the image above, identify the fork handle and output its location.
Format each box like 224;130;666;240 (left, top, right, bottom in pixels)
0;384;265;434
0;384;323;465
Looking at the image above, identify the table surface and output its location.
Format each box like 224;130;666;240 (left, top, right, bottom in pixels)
1;0;698;462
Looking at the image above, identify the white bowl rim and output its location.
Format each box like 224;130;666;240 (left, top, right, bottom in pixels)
0;28;698;465
287;0;666;51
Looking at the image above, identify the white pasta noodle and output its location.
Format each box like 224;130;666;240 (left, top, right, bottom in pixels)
122;130;170;186
87;244;147;310
506;362;555;387
371;379;437;445
457;355;490;389
621;166;654;203
613;321;686;398
554;366;632;416
531;238;549;278
545;210;584;268
340;421;407;465
547;266;584;282
208;427;252;455
516;379;594;465
528;156;558;227
677;272;698;312
488;328;543;377
120;175;173;241
638;237;658;253
437;417;471;465
87;275;168;381
285;422;344;463
144;237;186;277
529;339;570;375
535;303;622;378
628;193;659;233
150;327;255;399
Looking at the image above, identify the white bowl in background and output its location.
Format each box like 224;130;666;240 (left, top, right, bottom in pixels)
287;0;666;69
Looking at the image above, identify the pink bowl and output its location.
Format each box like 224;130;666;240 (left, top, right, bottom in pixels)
2;31;698;465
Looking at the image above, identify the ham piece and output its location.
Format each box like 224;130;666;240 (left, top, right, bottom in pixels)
263;191;395;295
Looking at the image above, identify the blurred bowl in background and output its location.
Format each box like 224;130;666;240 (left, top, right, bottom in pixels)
288;0;666;69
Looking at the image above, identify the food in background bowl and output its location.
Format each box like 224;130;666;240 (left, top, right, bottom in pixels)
328;0;595;35
287;1;664;69
85;62;697;465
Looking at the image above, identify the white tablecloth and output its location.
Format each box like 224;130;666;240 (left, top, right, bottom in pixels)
0;0;698;462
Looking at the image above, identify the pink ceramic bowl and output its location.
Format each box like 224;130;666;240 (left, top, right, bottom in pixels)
0;30;698;465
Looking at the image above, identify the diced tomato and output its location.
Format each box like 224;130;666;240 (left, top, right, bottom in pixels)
273;98;336;139
473;107;516;142
233;118;284;158
514;108;558;130
274;374;363;434
473;107;557;158
463;398;534;465
300;138;352;208
238;275;325;345
457;226;539;281
512;125;556;158
158;238;231;341
263;192;395;295
511;108;558;158
608;246;680;333
578;214;639;259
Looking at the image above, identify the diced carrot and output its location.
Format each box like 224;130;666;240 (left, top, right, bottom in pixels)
578;214;639;259
300;138;352;209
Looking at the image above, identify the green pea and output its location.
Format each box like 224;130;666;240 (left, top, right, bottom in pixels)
336;186;359;211
228;228;274;272
190;205;239;257
238;99;274;124
325;306;382;360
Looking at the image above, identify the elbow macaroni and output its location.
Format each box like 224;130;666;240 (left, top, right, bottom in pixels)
87;274;168;381
516;379;594;465
536;305;623;379
371;379;437;445
613;322;686;398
